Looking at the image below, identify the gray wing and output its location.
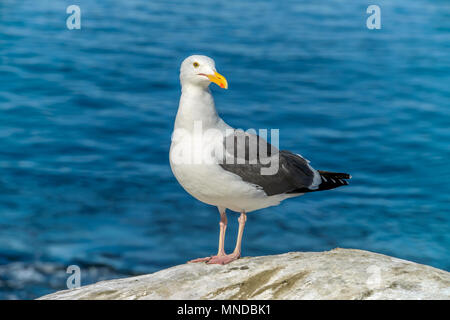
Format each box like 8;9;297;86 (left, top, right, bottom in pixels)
219;130;319;196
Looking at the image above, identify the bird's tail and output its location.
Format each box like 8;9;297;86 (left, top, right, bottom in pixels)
315;170;351;191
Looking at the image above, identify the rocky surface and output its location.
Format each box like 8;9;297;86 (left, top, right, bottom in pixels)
38;248;450;300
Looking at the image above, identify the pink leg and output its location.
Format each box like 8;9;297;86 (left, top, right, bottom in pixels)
207;211;247;265
217;209;227;256
188;207;227;263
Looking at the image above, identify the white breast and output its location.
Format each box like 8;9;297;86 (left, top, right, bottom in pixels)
169;133;298;213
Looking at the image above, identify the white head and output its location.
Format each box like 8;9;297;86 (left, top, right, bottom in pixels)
179;55;228;90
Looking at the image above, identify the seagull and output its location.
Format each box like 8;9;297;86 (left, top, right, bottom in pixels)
170;55;351;265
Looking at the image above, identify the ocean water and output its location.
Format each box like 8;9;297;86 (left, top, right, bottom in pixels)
0;0;449;299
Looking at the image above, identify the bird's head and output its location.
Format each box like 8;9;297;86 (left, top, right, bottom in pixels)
179;55;228;90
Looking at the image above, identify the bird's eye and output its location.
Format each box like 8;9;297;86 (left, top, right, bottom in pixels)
193;62;199;68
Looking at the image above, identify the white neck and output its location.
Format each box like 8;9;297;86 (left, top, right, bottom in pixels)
175;84;220;132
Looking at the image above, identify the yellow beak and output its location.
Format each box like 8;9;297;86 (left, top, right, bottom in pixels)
207;71;228;89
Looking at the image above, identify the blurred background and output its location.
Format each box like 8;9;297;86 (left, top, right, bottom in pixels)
0;0;449;299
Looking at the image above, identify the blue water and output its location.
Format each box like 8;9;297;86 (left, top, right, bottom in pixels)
0;0;449;299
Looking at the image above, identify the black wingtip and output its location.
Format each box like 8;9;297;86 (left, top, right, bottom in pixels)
318;170;351;180
316;170;351;191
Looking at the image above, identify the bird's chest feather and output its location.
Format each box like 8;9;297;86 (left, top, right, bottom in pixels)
169;142;264;205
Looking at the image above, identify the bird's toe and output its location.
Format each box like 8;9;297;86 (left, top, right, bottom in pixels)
206;253;240;265
187;256;213;263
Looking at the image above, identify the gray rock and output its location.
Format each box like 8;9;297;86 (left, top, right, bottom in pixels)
38;249;450;300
